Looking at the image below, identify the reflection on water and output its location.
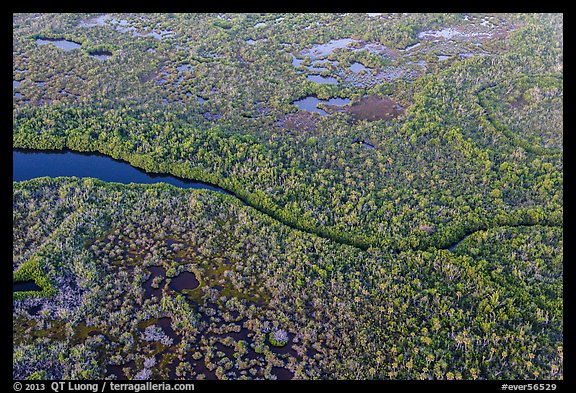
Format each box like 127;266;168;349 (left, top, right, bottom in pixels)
80;14;111;27
13;150;230;195
91;54;110;61
350;62;368;73
13;280;41;292
177;64;193;72
302;38;355;58
306;75;338;85
36;39;81;51
169;271;199;292
293;96;351;116
290;53;303;67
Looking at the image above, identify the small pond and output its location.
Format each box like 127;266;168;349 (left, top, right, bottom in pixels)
350;62;369;73
13;280;41;292
177;64;193;72
168;271;199;292
306;74;338;85
36;38;81;51
302;38;355;58
293;96;351;116
89;50;112;61
143;266;167;298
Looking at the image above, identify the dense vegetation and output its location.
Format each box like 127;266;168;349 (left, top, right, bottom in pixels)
13;178;563;379
13;12;562;380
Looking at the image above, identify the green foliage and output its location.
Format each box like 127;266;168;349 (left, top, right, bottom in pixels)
13;256;56;300
12;178;563;379
268;332;288;347
12;12;562;380
27;371;47;380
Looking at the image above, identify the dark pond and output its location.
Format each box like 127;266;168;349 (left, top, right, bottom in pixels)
36;38;81;51
168;271;199;292
293;96;351;116
13;280;41;292
13;150;230;195
28;304;42;316
272;367;294;380
89;50;112;61
306;74;338;85
143;266;167;298
156;317;180;344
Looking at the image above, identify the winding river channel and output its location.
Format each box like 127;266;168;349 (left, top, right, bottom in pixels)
13;148;529;264
13;149;230;194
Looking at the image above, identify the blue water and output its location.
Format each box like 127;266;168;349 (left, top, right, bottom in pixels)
306;75;338;85
293;96;351;116
177;64;193;72
13;280;41;292
302;38;355;58
290;53;303;67
36;39;81;51
13;150;230;194
91;54;109;61
350;62;369;73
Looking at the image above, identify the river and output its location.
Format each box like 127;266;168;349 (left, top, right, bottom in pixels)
13;149;230;194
